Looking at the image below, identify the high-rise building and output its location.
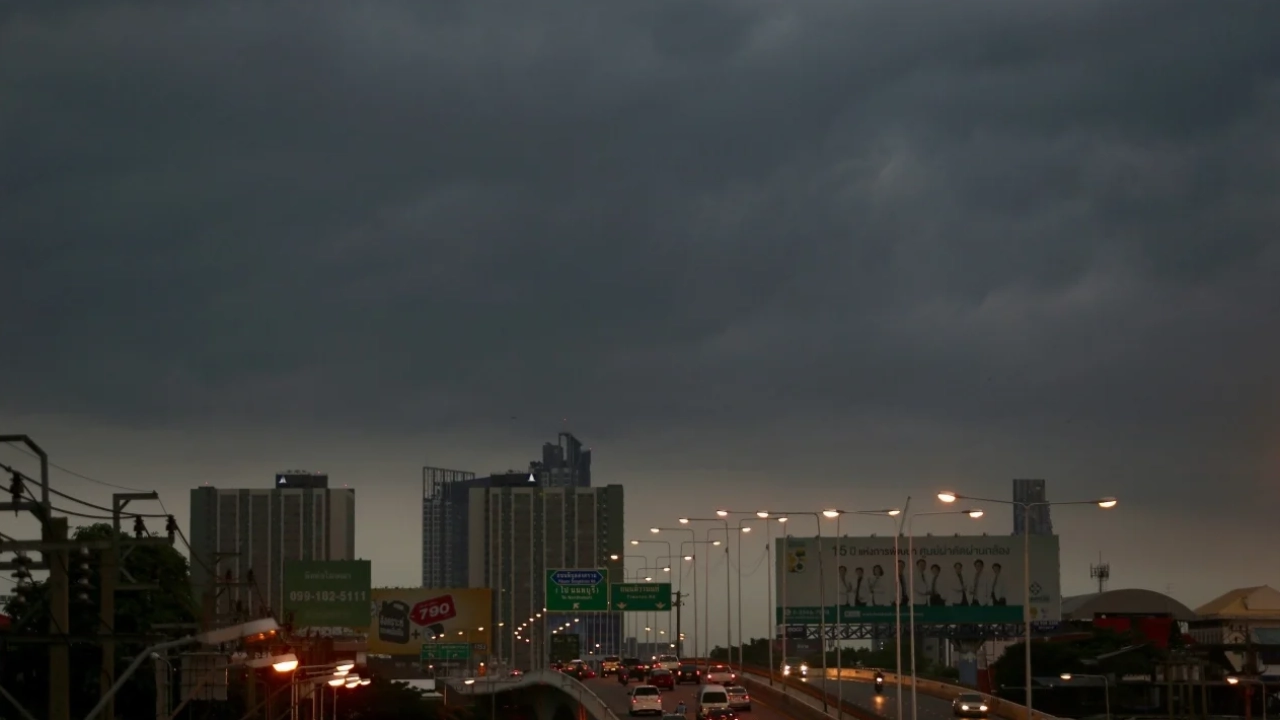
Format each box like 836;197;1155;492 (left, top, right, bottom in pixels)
1012;478;1053;535
421;432;594;586
422;469;536;588
531;432;592;487
422;467;478;588
467;484;624;670
189;472;356;625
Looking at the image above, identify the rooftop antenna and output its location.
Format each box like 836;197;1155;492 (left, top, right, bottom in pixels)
1089;551;1110;594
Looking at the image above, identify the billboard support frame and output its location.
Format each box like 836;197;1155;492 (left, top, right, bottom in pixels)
790;621;1064;641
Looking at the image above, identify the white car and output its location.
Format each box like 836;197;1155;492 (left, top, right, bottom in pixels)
704;663;736;685
656;654;680;671
629;685;663;716
725;685;752;711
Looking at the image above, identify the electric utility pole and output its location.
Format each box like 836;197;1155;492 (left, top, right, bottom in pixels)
0;435;175;720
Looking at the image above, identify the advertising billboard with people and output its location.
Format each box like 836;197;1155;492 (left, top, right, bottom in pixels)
775;535;1060;624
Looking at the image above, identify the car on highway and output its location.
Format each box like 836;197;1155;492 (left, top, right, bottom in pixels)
563;660;591;679
952;692;990;717
704;663;735;685
629;685;664;716
623;658;649;682
704;711;741;719
648;668;675;690
602;655;623;676
725;685;751;711
676;663;701;684
656;654;680;671
696;685;732;719
780;657;808;678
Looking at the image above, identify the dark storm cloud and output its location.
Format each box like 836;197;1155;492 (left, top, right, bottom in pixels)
3;0;1279;437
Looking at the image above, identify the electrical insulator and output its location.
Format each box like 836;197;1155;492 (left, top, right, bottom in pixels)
12;553;32;582
73;546;94;605
133;515;146;538
165;515;177;541
9;472;22;514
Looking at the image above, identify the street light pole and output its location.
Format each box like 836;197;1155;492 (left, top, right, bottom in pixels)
822;505;908;720
715;510;774;675
680;517;732;664
905;509;986;720
938;492;1118;720
763;512;776;685
1062;673;1111;720
631;539;675;656
1228;676;1267;720
761;511;825;712
652;527;697;654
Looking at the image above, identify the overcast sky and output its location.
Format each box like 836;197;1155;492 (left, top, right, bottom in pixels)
3;0;1279;646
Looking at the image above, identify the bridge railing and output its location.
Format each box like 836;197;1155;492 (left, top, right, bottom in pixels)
731;661;1047;720
443;669;621;720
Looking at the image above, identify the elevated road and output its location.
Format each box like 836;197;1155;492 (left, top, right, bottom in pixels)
810;678;962;720
585;676;803;720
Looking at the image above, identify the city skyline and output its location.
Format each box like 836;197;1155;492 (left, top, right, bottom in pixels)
4;0;1279;651
0;425;1266;650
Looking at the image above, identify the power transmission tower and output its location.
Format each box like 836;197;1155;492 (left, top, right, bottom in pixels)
1089;552;1110;594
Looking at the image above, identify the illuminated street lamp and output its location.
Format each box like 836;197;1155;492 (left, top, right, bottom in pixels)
1061;673;1111;720
939;492;1117;720
679;517;733;670
87;618;284;720
1227;676;1267;720
898;509;984;720
822;506;906;720
713;510;774;675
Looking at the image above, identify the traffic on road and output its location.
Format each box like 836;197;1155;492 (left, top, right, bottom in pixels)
811;676;1008;720
584;673;797;720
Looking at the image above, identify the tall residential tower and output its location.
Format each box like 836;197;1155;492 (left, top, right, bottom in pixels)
467;483;625;670
189;471;356;626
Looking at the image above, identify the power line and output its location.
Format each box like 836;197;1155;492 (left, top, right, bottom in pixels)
1;453;218;584
2;442;149;492
0;461;169;518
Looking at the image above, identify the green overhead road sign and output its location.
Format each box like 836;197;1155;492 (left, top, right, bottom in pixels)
420;642;471;661
545;569;609;611
610;583;672;612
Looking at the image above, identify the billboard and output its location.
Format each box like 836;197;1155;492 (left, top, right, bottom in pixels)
775;535;1060;625
283;560;372;629
367;588;492;656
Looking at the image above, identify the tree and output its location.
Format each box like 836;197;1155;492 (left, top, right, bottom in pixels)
1;522;198;719
989;628;1162;690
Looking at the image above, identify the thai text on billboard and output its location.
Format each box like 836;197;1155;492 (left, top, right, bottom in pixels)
775;535;1061;624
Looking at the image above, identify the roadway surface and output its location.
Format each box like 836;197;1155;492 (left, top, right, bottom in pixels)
810;678;1009;720
585;676;799;720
